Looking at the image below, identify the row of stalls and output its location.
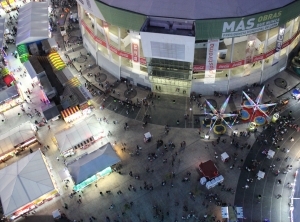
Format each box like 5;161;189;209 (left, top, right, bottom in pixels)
0;122;37;163
0;150;59;220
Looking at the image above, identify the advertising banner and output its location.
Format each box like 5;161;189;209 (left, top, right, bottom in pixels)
204;39;219;84
272;26;285;65
195;0;300;40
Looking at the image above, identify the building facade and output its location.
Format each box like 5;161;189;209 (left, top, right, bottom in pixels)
76;0;300;96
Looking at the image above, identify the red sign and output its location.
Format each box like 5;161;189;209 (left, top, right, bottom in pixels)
216;63;231;70
118;50;132;60
95;37;106;47
231;60;245;68
264;49;275;59
140;57;147;65
109;45;119;55
252;54;264;62
131;43;139;63
193;65;205;72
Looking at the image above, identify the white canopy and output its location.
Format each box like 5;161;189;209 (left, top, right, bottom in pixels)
16;2;49;45
221;207;229;218
55;115;103;153
0;122;35;156
67;143;121;184
0;18;5;48
0;150;55;216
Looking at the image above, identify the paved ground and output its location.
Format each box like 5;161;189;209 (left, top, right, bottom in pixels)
1;1;300;222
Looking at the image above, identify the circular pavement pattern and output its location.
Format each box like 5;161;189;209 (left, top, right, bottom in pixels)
76;55;88;63
95;73;107;83
274;78;287;89
124;88;137;99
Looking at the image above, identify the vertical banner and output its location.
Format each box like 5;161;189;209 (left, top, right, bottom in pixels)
131;42;140;63
204;39;219;84
244;35;256;76
272;26;285;65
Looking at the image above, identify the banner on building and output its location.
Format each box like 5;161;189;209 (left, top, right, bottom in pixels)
272;26;285;65
131;42;139;63
204;39;219;84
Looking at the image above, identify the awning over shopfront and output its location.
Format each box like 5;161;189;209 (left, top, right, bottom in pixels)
0;122;35;156
55;115;103;153
0;85;18;104
67;143;120;184
16;2;49;45
0;150;55;216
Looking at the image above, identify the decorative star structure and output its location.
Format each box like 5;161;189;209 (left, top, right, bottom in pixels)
242;86;277;119
205;95;238;134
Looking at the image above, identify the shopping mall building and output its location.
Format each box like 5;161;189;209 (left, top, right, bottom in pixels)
76;0;300;96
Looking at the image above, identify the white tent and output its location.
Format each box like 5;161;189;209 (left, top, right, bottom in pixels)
67;143;121;184
55;115;103;153
16;2;49;45
0;150;55;216
0;18;5;48
0;122;35;156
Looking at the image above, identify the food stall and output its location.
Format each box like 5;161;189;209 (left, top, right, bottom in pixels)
257;170;265;180
221;152;229;162
61;106;82;123
144;132;152;143
267;149;275;159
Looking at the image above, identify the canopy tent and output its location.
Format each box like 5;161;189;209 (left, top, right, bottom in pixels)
0;150;55;216
55;115;103;153
199;160;219;180
0;122;35;156
0;18;5;48
67;143;120;184
0;85;19;104
16;2;49;45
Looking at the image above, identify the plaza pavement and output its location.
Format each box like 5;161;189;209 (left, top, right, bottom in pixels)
0;1;300;221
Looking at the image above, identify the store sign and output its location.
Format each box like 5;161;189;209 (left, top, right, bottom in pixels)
132;43;139;63
204;39;219;84
221;11;281;38
272;26;285;65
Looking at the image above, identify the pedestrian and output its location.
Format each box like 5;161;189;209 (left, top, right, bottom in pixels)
48;125;51;130
56;157;59;161
95;183;97;187
276;194;282;199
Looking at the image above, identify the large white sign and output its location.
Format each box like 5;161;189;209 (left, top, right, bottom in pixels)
204;39;219;84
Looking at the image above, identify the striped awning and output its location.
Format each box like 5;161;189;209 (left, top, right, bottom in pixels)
61;106;80;119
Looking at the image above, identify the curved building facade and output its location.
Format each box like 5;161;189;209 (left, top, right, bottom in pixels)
76;0;300;96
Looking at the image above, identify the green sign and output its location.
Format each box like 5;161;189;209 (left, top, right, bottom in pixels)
195;1;300;40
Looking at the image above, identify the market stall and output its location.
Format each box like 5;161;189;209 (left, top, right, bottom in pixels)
0;122;37;162
267;149;275;159
257;170;265;180
60;105;82;123
221;152;229;162
199;160;219;180
0;150;58;220
221;207;229;219
144;132;152;143
67;143;120;191
54;115;103;157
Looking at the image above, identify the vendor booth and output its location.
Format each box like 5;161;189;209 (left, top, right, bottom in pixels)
16;2;49;46
267;149;275;159
221;152;229;162
61;105;82;123
221;207;229;219
0;150;58;220
0;122;37;162
199;160;219;180
257;170;265;180
144;132;152;143
67;143;120;191
54;115;104;157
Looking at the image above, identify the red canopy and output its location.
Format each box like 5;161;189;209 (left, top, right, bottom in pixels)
199;160;219;180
